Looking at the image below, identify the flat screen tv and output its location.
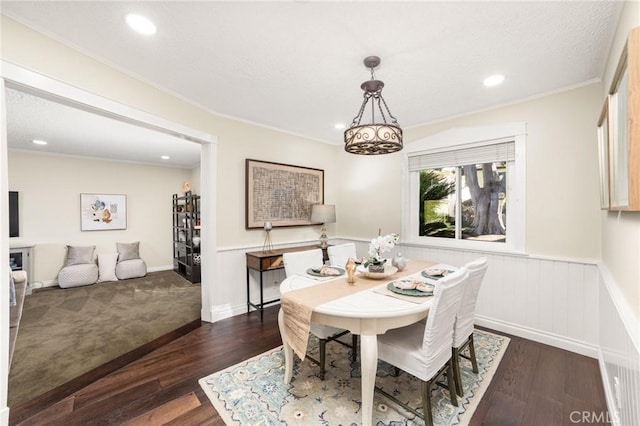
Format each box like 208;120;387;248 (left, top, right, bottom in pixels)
9;191;19;237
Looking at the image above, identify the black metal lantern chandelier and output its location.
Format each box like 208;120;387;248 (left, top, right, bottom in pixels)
344;56;403;155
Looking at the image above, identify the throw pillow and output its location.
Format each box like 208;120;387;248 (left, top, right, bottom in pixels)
65;245;95;267
116;241;140;263
97;253;119;282
9;270;16;306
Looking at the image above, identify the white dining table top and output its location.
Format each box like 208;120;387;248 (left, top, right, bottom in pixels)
280;266;448;319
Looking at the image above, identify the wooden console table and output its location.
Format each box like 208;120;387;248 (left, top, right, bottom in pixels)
246;244;329;321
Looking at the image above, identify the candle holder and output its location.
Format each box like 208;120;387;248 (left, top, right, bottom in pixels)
262;221;274;252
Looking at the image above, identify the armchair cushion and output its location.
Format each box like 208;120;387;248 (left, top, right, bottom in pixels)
116;241;140;262
115;258;147;280
64;245;95;267
58;263;99;288
97;252;119;282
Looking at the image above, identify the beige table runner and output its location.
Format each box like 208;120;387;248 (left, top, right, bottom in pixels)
281;260;435;359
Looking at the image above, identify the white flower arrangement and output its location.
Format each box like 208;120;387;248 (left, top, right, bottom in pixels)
368;233;400;263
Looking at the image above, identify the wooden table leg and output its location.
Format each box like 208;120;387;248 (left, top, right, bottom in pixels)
278;308;293;384
360;333;378;426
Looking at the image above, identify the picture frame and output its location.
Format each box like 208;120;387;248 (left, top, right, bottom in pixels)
597;96;610;210
606;27;639;211
245;159;324;229
80;193;127;231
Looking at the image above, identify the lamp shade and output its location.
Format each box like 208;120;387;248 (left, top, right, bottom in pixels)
311;204;336;224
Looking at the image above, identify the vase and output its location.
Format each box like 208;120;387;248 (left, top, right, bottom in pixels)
192;236;201;247
368;260;385;273
392;253;407;271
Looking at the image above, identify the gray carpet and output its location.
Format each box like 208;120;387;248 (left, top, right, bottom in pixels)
8;270;201;407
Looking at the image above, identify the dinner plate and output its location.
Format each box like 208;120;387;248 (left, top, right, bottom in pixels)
306;266;345;277
386;282;433;297
357;264;398;279
421;268;455;279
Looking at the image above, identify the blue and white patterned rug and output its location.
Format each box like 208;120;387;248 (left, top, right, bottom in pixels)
199;329;509;425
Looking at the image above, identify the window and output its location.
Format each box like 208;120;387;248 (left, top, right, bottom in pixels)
403;124;526;253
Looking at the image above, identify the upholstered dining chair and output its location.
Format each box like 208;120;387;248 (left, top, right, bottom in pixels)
451;257;488;396
282;249;355;380
376;267;470;426
327;243;357;268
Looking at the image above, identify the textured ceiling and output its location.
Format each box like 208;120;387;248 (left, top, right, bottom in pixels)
1;1;623;164
6;88;202;168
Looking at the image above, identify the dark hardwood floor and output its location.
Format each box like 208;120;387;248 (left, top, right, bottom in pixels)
10;306;608;425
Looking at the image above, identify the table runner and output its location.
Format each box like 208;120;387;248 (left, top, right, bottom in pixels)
281;260;435;359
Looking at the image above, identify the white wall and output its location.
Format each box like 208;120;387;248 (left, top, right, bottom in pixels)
7;151;192;283
338;82;603;262
597;3;640;425
599;1;640;321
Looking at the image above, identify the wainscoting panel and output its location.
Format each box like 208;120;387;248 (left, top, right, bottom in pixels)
339;239;599;357
598;265;640;426
215;239;599;357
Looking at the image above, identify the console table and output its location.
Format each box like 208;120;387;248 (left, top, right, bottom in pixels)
246;244;329;321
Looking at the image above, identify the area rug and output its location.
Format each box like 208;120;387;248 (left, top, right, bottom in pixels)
199;329;509;425
9;270;201;406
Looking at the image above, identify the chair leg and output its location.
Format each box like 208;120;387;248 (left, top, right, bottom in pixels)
452;347;464;396
422;380;434;426
319;338;327;380
469;334;479;373
351;334;358;363
446;362;458;407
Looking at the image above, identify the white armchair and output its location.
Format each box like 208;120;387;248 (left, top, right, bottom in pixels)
282;249;356;380
451;257;488;396
327;243;357;268
376;267;469;425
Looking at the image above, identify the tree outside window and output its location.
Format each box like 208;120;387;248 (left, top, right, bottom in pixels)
419;162;507;242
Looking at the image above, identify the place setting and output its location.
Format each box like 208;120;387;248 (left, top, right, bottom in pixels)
305;265;345;280
421;264;458;284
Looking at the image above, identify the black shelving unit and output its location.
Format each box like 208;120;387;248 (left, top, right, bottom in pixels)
172;192;201;283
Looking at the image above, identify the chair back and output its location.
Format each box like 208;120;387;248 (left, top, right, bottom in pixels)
327;243;357;267
283;249;323;278
452;257;488;348
421;267;469;379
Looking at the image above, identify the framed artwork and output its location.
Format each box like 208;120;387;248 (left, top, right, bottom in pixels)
245;159;324;229
80;193;127;231
606;27;639;211
597;96;610;210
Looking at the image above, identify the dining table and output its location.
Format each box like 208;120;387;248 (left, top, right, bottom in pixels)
278;259;454;426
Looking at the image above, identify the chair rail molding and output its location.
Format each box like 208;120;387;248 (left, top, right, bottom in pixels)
597;263;640;426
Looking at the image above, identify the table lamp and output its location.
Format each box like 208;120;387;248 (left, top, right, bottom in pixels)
311;204;336;249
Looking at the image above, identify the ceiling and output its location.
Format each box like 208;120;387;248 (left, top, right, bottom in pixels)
2;1;623;164
5;88;202;168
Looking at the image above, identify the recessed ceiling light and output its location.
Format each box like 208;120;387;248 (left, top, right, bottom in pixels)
161;155;170;160
125;14;157;36
32;139;48;145
334;123;346;130
483;74;505;87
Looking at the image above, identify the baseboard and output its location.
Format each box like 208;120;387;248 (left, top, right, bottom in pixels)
1;406;9;426
147;265;173;273
597;347;622;426
475;315;598;358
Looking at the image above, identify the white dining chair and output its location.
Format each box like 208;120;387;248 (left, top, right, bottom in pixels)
327;243;357;268
282;249;356;380
376;267;470;426
451;257;488;396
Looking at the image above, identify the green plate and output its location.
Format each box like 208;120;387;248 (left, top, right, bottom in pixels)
306;266;345;277
421;269;456;279
387;282;433;297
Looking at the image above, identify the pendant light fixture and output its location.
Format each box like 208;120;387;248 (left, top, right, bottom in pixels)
344;56;403;155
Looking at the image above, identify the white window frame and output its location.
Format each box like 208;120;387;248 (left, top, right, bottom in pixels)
402;123;527;254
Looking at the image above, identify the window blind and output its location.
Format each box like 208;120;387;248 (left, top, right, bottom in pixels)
408;141;515;171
